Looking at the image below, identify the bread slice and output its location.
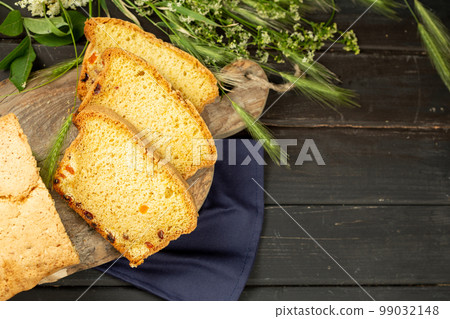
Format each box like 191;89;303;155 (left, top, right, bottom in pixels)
78;17;218;113
0;114;40;200
53;107;198;268
77;48;217;179
0;114;79;301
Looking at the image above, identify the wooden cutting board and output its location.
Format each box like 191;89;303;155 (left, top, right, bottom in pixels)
0;59;269;283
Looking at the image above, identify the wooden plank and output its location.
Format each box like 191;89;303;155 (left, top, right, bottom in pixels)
41;269;129;287
264;127;450;205
248;205;450;285
2;45;448;128
10;286;164;301
11;285;450;301
2;50;448;130
262;53;450;129
42;206;450;287
325;0;449;51
0;42;85;82
240;286;450;301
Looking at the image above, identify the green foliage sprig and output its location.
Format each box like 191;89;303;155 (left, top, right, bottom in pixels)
355;0;402;19
355;0;450;92
0;2;86;91
413;0;450;91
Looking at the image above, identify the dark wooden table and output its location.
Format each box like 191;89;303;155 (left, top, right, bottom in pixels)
1;0;449;301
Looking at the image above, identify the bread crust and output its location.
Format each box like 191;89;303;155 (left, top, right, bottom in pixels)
0;114;79;300
77;43;95;100
54;106;198;267
78;18;219;112
77;48;217;179
0;114;40;201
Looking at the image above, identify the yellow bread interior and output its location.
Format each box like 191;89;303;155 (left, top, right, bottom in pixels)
79;17;218;113
54;108;198;267
0;114;40;200
78;48;217;179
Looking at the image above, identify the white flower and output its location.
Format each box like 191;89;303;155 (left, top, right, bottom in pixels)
259;51;269;63
260;31;271;44
179;15;194;23
15;0;89;17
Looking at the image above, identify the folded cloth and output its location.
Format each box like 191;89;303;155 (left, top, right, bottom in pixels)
96;139;265;300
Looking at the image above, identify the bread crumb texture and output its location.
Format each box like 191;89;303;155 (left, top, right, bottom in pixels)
79;48;217;179
78;18;218;113
0;114;79;301
0;114;39;200
54;109;198;268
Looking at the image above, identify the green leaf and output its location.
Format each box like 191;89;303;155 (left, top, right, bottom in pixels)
33;33;74;46
9;36;36;91
44;14;69;36
63;10;87;40
0;10;23;36
23;17;67;35
111;0;142;27
0;36;29;70
32;10;87;47
99;0;111;17
157;2;220;26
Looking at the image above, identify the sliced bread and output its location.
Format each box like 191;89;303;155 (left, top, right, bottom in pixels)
53;107;198;267
0;114;79;300
78;17;218;113
78;48;217;179
0;114;40;200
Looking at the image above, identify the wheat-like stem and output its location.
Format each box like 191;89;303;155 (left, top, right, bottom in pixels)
412;1;450;91
414;0;450;55
417;23;450;91
227;95;288;166
279;71;359;109
355;0;401;19
40;114;73;187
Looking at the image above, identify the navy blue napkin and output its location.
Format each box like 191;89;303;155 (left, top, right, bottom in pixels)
96;139;264;300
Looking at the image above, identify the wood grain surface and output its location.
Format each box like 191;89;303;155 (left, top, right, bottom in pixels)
34;205;450;287
0;59;268;283
11;285;450;301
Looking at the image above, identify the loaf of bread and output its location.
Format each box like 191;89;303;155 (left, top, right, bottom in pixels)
0;114;40;200
53;107;198;267
78;17;218;113
0;114;79;301
77;48;217;179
